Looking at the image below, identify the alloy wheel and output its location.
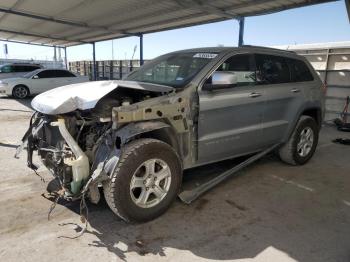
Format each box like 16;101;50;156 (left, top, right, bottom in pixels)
130;158;172;208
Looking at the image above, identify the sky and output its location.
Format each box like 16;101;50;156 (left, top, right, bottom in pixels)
0;0;349;62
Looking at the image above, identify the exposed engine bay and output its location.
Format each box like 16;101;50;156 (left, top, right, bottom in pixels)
16;82;192;202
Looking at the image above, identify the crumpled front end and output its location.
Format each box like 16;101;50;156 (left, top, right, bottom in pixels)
16;81;176;200
16;111;116;199
16;80;192;202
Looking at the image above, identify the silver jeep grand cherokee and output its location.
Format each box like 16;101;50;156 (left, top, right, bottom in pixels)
18;46;325;222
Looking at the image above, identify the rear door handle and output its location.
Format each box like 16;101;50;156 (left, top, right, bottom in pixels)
291;88;300;93
249;92;262;98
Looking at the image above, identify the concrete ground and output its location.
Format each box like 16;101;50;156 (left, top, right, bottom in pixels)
0;96;349;262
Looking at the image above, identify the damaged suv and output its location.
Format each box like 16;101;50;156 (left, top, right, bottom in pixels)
18;46;324;222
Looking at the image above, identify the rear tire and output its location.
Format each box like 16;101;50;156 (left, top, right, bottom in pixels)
278;116;319;165
103;138;182;223
12;85;29;99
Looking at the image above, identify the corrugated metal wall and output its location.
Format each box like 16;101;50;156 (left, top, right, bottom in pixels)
290;45;350;121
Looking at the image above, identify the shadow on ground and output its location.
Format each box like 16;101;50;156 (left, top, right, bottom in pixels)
0;96;33;112
45;152;350;261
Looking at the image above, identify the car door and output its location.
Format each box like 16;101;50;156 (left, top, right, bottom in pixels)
53;70;79;86
255;54;306;146
197;53;266;164
30;70;58;94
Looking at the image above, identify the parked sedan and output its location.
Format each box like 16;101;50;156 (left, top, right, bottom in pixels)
0;68;89;99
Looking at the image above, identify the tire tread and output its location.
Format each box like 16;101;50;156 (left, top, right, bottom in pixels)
103;138;180;222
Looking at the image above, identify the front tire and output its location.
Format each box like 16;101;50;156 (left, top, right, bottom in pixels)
12;85;29;99
103;138;182;222
278;116;319;165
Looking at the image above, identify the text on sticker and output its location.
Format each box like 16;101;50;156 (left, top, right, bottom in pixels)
193;53;218;59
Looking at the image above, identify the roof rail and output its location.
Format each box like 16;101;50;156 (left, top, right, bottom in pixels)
12;62;41;65
241;45;296;54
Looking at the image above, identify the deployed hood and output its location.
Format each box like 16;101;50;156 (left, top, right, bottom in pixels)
31;80;174;115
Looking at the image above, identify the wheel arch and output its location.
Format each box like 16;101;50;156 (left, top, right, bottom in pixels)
115;121;181;157
283;105;322;143
12;84;30;96
301;107;322;130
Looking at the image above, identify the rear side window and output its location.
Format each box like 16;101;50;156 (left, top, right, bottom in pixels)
13;66;24;72
0;65;13;73
288;58;314;82
54;70;76;77
255;54;290;84
22;65;41;72
6;65;40;72
36;70;58;78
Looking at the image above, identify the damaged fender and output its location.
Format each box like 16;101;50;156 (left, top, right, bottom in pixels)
87;121;172;203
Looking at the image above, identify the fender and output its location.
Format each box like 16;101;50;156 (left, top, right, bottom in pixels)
91;121;172;176
87;121;174;203
282;101;323;142
115;121;172;145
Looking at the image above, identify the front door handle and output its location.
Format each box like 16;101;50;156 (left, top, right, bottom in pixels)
291;88;300;93
249;92;262;98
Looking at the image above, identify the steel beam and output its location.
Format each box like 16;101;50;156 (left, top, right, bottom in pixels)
92;42;97;80
173;0;237;18
139;34;144;66
0;28;86;44
238;17;245;47
0;38;63;48
53;46;57;61
0;7;109;31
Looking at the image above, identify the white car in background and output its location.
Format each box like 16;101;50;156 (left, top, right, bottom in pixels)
0;63;43;79
0;68;89;99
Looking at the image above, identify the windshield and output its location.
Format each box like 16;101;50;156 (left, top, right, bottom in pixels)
126;52;218;88
23;69;41;78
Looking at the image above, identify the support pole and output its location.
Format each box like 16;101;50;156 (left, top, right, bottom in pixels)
92;42;97;80
139;34;144;66
238;17;245;47
64;47;68;69
53;46;57;61
345;0;350;23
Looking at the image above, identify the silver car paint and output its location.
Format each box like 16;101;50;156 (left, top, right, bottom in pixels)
185;47;323;167
30;46;325;171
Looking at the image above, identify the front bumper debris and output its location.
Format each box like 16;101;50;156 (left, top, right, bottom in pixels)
15;112;45;170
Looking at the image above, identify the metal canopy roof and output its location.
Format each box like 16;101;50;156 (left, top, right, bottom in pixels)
0;0;339;47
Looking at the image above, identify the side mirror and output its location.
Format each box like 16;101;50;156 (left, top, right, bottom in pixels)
32;75;39;79
203;71;237;91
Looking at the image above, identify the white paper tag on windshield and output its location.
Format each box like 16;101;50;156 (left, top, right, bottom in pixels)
193;53;217;59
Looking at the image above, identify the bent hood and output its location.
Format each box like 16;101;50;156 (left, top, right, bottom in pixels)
31;80;174;115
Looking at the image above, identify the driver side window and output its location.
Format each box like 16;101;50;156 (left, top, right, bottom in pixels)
208;54;255;88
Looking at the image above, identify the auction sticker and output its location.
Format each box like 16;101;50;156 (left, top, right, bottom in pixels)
193;53;218;59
